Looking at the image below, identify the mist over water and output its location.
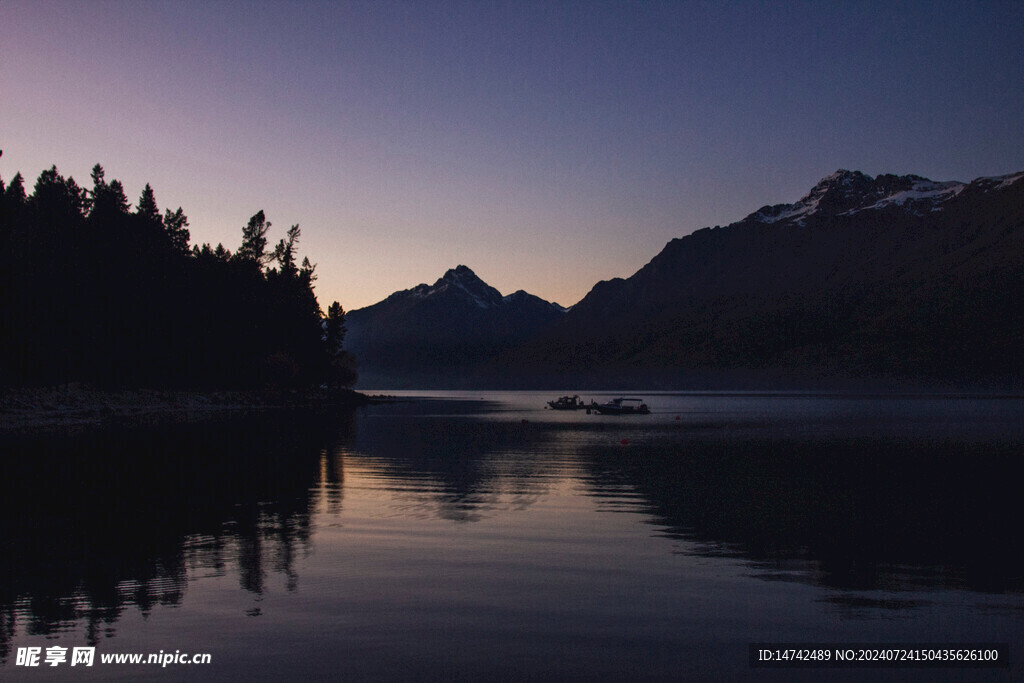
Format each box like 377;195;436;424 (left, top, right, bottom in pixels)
3;392;1023;679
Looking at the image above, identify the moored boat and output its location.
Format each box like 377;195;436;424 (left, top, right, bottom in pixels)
547;395;587;410
592;397;650;415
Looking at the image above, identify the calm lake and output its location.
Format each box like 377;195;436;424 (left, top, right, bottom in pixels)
3;391;1024;680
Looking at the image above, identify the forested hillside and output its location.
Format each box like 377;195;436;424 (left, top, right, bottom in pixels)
0;159;352;389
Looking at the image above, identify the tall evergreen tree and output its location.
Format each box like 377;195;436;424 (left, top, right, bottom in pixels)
273;224;301;277
1;172;26;224
163;207;191;254
107;180;129;213
325;301;347;358
64;176;88;217
136;183;161;225
5;172;25;204
324;301;357;388
299;256;316;287
236;210;270;266
88;164;129;217
30;166;85;220
90;163;105;189
87;163;105;215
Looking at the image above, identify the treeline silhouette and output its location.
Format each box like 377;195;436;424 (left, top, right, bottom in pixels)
0;158;354;389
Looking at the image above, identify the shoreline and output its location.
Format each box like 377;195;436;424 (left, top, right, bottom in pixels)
0;384;373;434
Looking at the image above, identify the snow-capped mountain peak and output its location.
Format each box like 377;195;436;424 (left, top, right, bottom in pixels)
344;266;568;385
749;170;873;224
373;265;565;314
745;169;1024;226
429;265;503;308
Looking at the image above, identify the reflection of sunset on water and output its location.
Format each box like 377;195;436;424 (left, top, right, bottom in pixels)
4;394;1024;678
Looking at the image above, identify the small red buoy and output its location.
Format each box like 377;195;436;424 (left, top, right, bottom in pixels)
674;415;681;421
620;438;629;446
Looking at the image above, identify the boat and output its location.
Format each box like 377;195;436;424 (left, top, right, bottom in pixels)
592;397;650;415
547;395;588;410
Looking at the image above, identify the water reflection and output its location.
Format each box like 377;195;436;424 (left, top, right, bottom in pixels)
579;433;1024;595
0;411;352;662
348;398;1024;596
2;395;1024;669
347;402;562;522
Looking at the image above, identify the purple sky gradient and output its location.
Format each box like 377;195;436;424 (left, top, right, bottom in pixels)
2;0;1022;309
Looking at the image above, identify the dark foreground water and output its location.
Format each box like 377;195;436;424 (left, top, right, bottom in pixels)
2;391;1024;680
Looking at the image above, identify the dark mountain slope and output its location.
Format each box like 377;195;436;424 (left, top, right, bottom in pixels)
516;170;1024;387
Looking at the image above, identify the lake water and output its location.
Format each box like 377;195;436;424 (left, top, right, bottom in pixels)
3;391;1024;680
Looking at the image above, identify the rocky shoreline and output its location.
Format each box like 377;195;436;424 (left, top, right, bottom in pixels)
0;384;373;434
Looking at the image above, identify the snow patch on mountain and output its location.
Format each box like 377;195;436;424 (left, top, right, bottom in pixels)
849;178;963;214
747;169;1022;226
976;171;1024;191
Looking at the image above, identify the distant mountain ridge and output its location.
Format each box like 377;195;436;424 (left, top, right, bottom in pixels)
375;264;567;312
345;265;566;387
347;169;1024;389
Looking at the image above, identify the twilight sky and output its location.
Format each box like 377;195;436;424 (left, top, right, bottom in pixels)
3;0;1022;310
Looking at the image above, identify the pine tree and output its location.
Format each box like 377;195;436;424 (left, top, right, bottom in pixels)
236;210;270;266
0;172;27;232
64;176;87;216
299;256;316;287
136;183;160;225
90;163;105;190
30;166;84;219
163;207;191;254
324;301;357;387
325;301;347;358
3;172;25;205
88;164;129;217
107;180;129;213
272;224;301;277
87;163;105;215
